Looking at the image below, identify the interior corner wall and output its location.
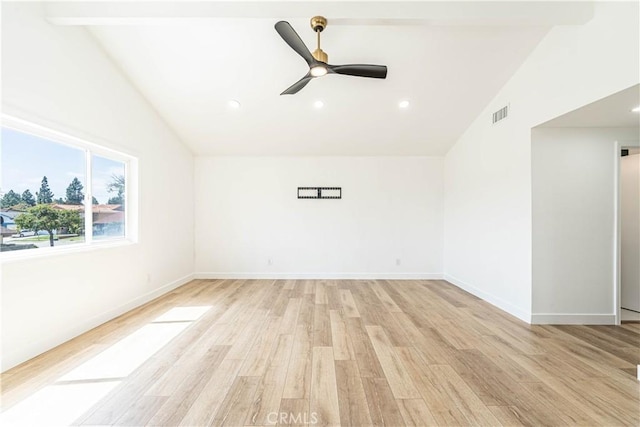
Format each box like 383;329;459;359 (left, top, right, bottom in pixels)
1;3;195;371
531;127;638;324
194;156;444;278
443;2;639;323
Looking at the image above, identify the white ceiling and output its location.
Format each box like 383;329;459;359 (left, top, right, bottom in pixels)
44;2;594;156
539;84;640;129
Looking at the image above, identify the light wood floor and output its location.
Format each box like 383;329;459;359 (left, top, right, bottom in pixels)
2;279;639;426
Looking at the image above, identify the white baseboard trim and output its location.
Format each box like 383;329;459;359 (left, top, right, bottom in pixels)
443;274;531;323
531;313;616;325
1;273;195;372
84;273;196;327
194;272;443;280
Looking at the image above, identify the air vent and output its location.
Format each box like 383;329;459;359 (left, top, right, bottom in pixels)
298;187;342;199
492;105;509;124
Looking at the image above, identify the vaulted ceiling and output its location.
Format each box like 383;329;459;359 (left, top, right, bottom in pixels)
44;2;594;155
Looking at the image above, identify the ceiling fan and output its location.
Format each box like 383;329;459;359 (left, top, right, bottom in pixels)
275;16;388;95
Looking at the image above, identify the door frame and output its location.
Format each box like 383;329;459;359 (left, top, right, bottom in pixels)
614;139;640;325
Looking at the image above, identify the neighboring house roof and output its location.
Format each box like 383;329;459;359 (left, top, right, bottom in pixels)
93;204;123;213
52;204;84;211
0;213;16;232
93;211;125;224
0;210;21;219
1;205;123;226
52;204;123;213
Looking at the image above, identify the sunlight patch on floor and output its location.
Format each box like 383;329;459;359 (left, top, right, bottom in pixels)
1;306;212;426
0;381;120;426
58;322;190;382
153;305;211;322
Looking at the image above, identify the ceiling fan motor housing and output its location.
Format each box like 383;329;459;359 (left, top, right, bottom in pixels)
313;48;328;62
310;16;327;32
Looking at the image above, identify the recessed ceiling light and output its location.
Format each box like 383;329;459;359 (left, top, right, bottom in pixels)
228;100;241;109
398;100;410;109
632;105;640;113
314;100;324;109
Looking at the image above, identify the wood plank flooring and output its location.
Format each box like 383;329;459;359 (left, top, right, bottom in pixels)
1;279;639;426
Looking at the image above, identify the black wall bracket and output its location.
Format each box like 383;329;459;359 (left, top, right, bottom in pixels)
297;187;342;199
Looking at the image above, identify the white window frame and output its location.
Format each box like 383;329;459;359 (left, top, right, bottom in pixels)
1;115;139;261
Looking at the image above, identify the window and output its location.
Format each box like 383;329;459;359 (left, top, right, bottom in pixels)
92;155;126;240
1;117;135;254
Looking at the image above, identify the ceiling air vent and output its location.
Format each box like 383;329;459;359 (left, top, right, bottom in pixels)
492;105;509;124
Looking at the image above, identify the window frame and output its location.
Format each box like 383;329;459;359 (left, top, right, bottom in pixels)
1;115;138;261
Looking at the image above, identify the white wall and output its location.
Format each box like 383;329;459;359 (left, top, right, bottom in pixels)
195;157;443;278
621;153;640;312
443;2;639;322
531;127;638;324
0;3;194;371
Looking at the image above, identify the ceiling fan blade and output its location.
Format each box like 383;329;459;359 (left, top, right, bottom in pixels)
281;74;313;95
275;21;315;65
329;64;388;79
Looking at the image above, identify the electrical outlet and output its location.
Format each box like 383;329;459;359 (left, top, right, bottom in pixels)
146;273;152;283
268;258;273;266
396;258;401;266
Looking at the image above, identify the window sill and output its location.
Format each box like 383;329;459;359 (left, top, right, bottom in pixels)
0;239;137;264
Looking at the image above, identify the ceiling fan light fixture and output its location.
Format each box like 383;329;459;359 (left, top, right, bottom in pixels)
274;19;387;95
314;100;324;109
310;65;328;77
227;99;241;109
399;100;410;109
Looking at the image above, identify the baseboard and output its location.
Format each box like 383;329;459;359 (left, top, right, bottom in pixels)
82;272;196;327
443;274;531;323
1;273;195;372
531;313;616;325
194;272;443;280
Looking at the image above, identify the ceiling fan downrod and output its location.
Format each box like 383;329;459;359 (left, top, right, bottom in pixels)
310;16;328;63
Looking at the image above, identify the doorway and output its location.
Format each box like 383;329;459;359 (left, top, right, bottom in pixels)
531;85;639;325
619;146;640;322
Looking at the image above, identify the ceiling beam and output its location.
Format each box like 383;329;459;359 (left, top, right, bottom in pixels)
44;1;593;26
